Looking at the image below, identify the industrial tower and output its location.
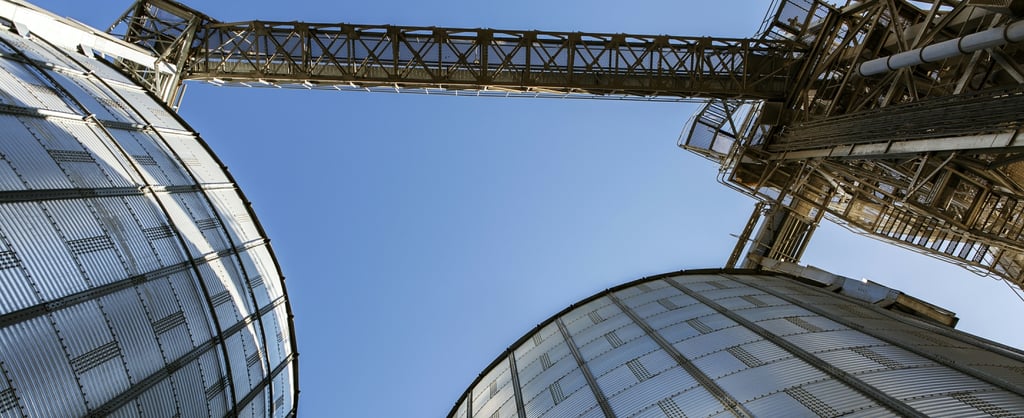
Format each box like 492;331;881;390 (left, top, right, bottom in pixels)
100;0;1024;296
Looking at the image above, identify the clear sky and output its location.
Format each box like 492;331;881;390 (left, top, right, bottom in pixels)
32;1;1024;417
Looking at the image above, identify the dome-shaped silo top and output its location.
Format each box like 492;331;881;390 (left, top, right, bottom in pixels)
450;270;1024;417
0;7;297;418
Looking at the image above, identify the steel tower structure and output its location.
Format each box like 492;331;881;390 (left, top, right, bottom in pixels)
99;0;1024;295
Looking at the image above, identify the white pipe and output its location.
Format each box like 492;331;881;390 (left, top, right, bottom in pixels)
859;20;1024;76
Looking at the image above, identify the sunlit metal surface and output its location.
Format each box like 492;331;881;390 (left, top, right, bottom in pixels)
0;4;298;416
449;270;1024;417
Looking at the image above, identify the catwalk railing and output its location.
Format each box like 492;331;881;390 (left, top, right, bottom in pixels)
112;0;805;104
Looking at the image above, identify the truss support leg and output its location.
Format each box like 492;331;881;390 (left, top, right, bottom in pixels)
726;202;765;269
739;202;818;269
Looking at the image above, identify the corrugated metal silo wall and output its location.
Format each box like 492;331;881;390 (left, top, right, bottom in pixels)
0;17;297;418
451;271;1024;417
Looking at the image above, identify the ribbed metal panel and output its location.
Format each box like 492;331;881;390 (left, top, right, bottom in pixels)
171;191;230;252
0;33;14;55
593;361;642;399
272;363;296;418
742;391;822;417
692;349;750;380
52;302;114;364
105;128;194;186
0;151;25;191
673;325;760;359
452;400;468;418
0;318;86;417
238;396;262;418
798;379;881;415
0;59;74;112
696;285;764;302
860;366;1000;399
521;362;577;407
160;131;230;185
225;331;254;398
171;360;208;417
260;307;285;367
0;114;73;190
0;202;88;300
240;322;265;385
562;299;613;332
514;323;561;366
754;315;836;336
628;299;673;320
135;378;176;417
519;349;575;401
212;257;255;316
108;400;138;418
717;357;830;402
730;304;822;323
53;200;128;283
243;244;280;300
907;389;1024;417
99;290;163;382
522;385;556;418
48;70;138;123
0;237;34;315
472;358;513;418
666;385;728;417
97;195;163;274
57;120;141;186
651;320;704;346
168;269;214;343
616;285;683;309
735;338;795;366
157;196;212;256
55;303;131;409
200;349;232;417
643;301;714;330
207;188;262;243
72;56;136;86
233;249;267;307
783;329;887;353
606;366;701;416
139;194;189;265
536;378;597;418
574;319;635;358
108;84;186;131
815;344;936;374
586;335;659;378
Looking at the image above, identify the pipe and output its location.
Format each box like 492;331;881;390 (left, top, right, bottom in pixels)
859;19;1024;76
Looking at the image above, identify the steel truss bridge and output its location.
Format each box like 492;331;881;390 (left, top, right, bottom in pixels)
93;0;1024;295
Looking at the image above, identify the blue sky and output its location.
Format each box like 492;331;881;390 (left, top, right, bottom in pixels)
33;1;1024;416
